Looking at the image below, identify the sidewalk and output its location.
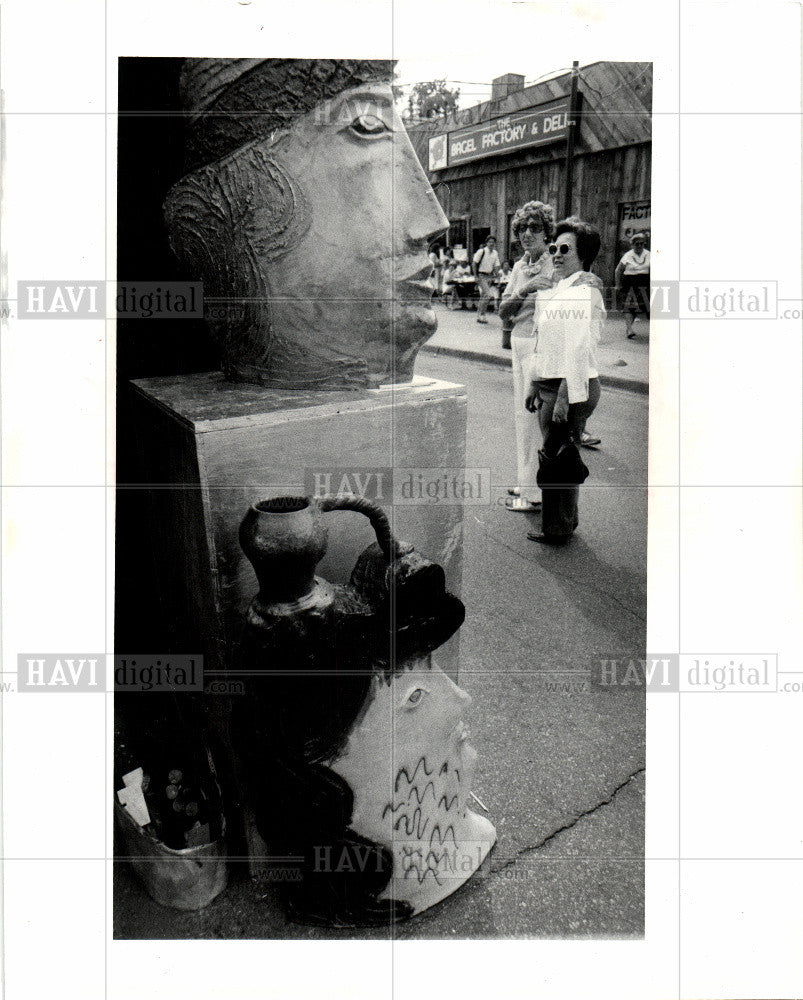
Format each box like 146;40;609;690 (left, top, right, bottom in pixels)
421;301;649;393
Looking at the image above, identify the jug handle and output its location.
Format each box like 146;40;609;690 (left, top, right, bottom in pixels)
318;495;410;562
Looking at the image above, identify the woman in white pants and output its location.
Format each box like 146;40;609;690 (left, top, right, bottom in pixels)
499;202;556;511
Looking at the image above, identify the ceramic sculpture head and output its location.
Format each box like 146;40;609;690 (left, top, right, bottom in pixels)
233;496;495;925
164;59;449;389
330;653;496;915
236;643;495;925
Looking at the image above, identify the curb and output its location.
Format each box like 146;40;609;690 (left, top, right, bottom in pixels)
420;344;649;396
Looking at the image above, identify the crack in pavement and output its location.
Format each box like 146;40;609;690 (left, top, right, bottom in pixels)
488;766;646;877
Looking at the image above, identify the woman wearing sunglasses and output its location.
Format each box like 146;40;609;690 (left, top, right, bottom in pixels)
524;217;605;545
499;201;556;512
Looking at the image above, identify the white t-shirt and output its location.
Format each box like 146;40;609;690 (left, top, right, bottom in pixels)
473;246;501;274
619;248;650;275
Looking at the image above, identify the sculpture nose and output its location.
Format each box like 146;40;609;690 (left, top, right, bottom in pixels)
393;130;448;245
443;672;472;711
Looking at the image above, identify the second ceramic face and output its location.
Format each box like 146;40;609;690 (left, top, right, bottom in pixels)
330;656;496;914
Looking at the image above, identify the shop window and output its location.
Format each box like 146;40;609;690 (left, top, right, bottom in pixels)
507;213;522;263
472;227;491;255
448;218;468;252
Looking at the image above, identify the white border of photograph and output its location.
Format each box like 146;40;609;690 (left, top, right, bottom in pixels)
1;1;801;998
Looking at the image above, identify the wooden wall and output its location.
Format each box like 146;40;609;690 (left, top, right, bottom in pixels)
428;143;651;284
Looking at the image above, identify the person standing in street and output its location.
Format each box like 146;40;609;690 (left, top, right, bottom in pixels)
441;251;457;302
428;245;442;298
473;236;501;324
498;201;556;511
524;216;605;545
615;232;650;338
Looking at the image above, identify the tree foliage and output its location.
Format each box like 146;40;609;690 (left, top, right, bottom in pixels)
405;79;460;120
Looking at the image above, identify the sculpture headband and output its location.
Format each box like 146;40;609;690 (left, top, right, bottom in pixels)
180;58;395;171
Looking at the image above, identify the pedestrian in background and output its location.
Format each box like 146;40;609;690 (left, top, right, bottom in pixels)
615;232;650;338
428;245;442;298
473;236;501;324
499;200;556;511
495;261;512;308
454;256;471;279
441;252;456;299
525;216;605;545
438;247;453;298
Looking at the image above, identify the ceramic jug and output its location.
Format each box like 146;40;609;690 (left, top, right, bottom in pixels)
238;494;405;617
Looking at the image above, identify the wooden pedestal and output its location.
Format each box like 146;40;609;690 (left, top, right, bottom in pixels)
125;371;468;677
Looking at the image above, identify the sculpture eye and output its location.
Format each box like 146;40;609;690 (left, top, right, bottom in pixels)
350;114;390;137
405;687;426;708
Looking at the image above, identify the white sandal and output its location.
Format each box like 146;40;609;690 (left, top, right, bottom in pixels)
502;496;541;512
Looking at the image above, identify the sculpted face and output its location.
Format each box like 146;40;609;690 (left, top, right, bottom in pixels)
330;656;496;914
166;73;449;389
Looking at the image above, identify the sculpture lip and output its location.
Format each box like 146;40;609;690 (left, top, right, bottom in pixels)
396;262;436;303
397;261;434;284
450;720;471;745
396;282;434;303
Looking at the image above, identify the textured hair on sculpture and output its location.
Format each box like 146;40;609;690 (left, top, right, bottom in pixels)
179;59;396;170
164;145;315;383
163;58;449;391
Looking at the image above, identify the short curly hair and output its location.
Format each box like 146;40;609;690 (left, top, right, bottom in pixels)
511;200;556;241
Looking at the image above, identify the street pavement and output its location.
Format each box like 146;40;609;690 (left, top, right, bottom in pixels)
115;350;647;940
422;296;649;393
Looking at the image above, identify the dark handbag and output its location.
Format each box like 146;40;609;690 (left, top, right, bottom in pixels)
536;422;589;488
536;422;588;537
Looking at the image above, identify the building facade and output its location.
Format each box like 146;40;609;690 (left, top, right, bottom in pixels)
407;62;652;285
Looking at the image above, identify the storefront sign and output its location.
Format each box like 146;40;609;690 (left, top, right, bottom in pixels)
429;97;571;170
618;200;651;243
428;133;448;171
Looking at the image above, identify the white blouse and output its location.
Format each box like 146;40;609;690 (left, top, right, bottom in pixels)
527;272;606;403
501;252;554;337
619;248;650;275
